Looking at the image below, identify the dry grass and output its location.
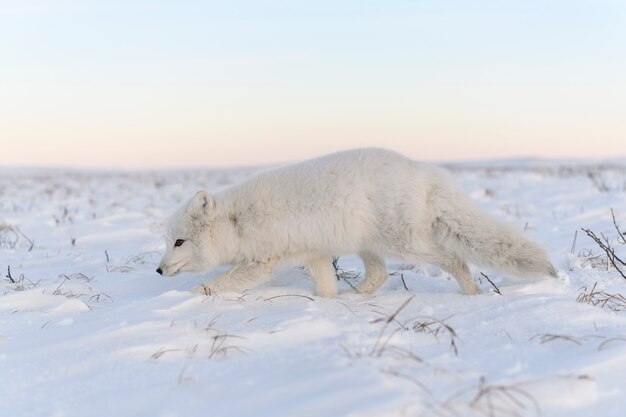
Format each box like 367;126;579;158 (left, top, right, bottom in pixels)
389;271;410;291
0;222;34;251
580;208;626;279
3;266;111;308
339;296;433;394
598;337;626;351
468;377;540;417
261;294;315;302
61;272;94;282
207;333;248;359
576;248;608;270
530;333;586;345
587;171;610;192
577;282;626;312
379;367;430;394
3;266;40;292
341;298;423;360
581;228;626;279
441;376;540;417
177;366;194;385
332;257;362;290
413;316;460;356
151;317;247;361
611;208;626;245
370;296;415;357
49;274;112;309
103;250;138;273
125;251;161;265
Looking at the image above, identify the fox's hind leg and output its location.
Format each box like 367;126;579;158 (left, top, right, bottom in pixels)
306;257;338;297
437;256;481;295
356;252;388;294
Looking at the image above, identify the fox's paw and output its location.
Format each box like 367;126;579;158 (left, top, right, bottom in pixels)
191;284;217;296
356;281;381;294
462;285;482;295
314;288;338;298
459;280;483;295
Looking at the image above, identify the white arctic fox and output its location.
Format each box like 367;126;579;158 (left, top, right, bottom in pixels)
157;148;556;296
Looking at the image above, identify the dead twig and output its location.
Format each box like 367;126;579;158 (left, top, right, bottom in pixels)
6;265;15;284
400;274;409;291
611;208;626;245
52;276;70;296
3;268;40;291
390;271;409;291
331;257;361;290
332;257;341;280
480;272;501;295
581;227;626;279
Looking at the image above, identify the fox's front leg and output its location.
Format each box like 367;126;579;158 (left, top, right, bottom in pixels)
191;261;276;295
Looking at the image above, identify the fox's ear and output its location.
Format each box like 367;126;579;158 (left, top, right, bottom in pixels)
188;190;215;217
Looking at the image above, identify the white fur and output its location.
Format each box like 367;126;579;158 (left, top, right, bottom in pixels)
157;148;556;296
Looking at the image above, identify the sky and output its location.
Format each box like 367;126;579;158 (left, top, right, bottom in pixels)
1;0;625;168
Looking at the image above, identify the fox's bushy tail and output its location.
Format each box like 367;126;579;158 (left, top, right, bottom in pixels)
431;181;557;278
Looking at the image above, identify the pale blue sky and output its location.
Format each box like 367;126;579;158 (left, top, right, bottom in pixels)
1;0;625;168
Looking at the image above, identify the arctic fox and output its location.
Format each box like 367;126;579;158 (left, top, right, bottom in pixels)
156;148;556;296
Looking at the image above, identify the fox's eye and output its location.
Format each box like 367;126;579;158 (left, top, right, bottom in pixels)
174;239;185;248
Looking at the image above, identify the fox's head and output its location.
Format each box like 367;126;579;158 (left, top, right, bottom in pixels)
156;190;224;276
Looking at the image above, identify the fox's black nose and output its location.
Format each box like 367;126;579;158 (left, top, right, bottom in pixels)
156;268;163;275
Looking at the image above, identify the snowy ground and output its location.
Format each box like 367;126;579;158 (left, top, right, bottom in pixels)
2;160;626;417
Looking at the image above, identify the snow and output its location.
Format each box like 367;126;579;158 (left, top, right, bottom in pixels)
1;161;626;417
